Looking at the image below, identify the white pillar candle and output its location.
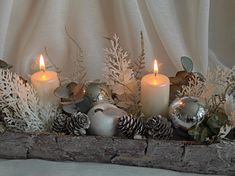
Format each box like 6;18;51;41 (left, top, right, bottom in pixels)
141;60;170;117
31;54;60;105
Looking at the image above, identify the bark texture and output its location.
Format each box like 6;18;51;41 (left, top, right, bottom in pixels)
0;131;234;175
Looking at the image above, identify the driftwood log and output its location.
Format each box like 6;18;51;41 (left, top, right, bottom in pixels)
0;131;234;175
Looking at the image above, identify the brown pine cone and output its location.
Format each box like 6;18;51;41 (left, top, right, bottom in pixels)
52;113;69;133
145;115;173;140
67;112;90;136
118;115;145;138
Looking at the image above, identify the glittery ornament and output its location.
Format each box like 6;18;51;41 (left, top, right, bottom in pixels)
85;80;112;103
169;96;207;130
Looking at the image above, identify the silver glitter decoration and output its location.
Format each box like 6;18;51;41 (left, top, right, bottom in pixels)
169;96;207;130
85;80;112;103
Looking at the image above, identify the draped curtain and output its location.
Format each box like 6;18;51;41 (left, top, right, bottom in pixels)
0;0;234;80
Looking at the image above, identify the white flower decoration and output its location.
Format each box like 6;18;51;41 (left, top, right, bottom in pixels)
224;94;235;117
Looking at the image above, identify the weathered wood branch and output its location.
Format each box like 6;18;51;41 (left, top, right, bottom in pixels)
0;131;234;175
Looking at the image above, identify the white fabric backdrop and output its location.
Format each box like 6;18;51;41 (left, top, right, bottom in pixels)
0;0;234;81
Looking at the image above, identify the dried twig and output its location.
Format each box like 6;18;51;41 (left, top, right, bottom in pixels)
104;34;137;111
44;47;61;73
65;26;87;83
132;31;146;80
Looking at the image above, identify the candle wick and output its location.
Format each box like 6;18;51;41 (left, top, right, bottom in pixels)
41;68;45;73
154;72;157;77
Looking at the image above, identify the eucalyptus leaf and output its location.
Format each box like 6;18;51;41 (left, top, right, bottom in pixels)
188;124;213;142
188;125;202;141
181;56;193;72
62;96;92;114
54;84;71;99
200;127;211;142
207;112;228;134
0;59;12;69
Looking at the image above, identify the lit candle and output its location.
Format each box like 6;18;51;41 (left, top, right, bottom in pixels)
31;54;60;105
141;59;170;117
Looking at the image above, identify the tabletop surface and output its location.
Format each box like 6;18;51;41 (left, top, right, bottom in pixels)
0;159;219;176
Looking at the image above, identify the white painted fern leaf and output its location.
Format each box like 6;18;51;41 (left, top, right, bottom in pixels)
104;34;136;95
0;69;57;132
0;69;43;132
177;73;205;98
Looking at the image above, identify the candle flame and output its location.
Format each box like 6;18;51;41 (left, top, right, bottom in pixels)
154;59;158;76
39;54;45;72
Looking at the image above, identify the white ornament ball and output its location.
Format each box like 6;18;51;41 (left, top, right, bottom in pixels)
88;103;127;137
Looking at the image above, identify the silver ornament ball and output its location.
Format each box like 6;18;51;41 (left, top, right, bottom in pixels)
169;96;207;130
85;80;112;103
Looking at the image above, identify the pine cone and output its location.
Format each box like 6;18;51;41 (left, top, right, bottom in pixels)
52;113;68;133
67;112;90;136
118;115;145;138
145;115;173;140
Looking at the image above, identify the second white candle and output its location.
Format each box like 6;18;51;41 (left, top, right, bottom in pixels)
141;60;170;118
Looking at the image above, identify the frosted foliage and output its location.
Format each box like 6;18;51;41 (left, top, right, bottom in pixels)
178;74;204;98
230;111;235;127
224;94;235;126
0;69;55;132
178;66;235;102
40;103;58;131
204;66;235;97
104;34;137;110
132;31;146;80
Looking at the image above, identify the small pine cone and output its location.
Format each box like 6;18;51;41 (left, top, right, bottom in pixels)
67;112;90;136
145;115;173;140
118;115;145;138
52;113;68;133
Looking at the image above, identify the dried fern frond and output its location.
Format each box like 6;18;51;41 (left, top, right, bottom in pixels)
178;66;235;116
132;31;146;81
178;66;235;99
224;85;235;125
104;34;137;111
130;31;146;114
228;111;235;128
204;66;235;97
202;66;235;111
0;69;43;132
65;26;87;83
44;47;61;74
0;69;57;132
177;73;205;98
104;34;134;92
39;103;59;131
